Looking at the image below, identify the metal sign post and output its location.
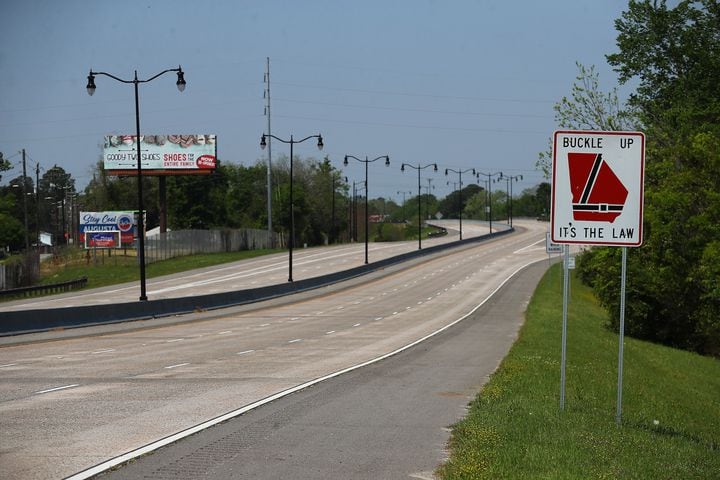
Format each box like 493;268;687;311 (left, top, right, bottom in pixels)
560;244;570;410
616;247;628;424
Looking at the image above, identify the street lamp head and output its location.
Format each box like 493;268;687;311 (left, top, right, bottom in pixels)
444;168;448;176
401;164;405;172
384;156;390;167
433;164;438;172
176;67;186;92
86;72;96;96
343;155;349;166
471;168;476;175
260;134;267;150
519;174;523;181
317;135;324;151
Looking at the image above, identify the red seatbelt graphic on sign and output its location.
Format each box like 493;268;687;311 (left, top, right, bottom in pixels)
568;152;628;222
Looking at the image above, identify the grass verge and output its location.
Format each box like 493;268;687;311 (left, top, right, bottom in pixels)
438;263;720;479
39;249;281;290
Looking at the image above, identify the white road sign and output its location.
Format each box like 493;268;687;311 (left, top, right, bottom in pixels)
551;130;645;246
546;232;562;254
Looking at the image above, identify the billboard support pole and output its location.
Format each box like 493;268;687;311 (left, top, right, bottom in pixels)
616;247;628;425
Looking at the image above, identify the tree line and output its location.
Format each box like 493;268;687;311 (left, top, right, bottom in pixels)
553;0;719;357
0;152;549;254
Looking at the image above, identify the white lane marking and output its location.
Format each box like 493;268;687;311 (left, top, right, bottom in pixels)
374;317;383;321
0;363;18;368
290;317;300;321
337;306;344;310
288;339;302;344
34;384;79;395
165;363;189;369
427;297;433;301
259;323;270;327
91;349;116;354
167;339;184;343
237;350;255;356
513;237;545;254
417;301;423;305
218;331;232;335
392;311;399;315
353;323;361;327
325;331;335;335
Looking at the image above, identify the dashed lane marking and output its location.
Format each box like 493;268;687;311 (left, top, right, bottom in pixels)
164;363;190;369
34;384;80;395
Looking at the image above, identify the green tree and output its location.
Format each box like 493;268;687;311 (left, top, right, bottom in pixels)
536;62;637;178
0;151;11;183
512;183;551;219
578;0;720;356
167;163;229;229
438;184;481;219
0;191;24;251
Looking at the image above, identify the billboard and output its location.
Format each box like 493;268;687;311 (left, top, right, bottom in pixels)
103;135;217;175
87;232;119;248
80;211;139;248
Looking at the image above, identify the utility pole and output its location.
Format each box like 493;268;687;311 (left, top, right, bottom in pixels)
264;57;273;247
21;149;29;252
35;163;40;252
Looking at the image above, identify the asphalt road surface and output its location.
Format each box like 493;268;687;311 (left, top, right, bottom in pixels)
0;220;549;479
101;259;549;480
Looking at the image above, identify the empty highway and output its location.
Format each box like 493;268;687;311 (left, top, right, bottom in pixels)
0;220;549;479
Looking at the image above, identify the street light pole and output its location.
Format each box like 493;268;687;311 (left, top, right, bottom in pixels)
331;175;347;244
261;133;323;282
498;174;523;227
86;65;186;301
401;162;437;250
445;167;475;240
397;190;411;223
344;154;389;264
476;171;503;234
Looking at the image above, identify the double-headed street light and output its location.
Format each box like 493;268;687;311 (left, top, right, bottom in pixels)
401;162;438;250
261;133;323;282
444;167;475;240
498;173;523;227
344;154;389;264
86;66;186;301
397;190;412;222
476;170;503;234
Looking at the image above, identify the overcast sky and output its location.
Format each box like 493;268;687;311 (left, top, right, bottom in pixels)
1;0;634;203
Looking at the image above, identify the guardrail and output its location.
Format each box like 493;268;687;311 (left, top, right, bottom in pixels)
0;277;88;300
0;228;513;335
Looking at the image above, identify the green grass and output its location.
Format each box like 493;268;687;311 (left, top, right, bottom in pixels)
38;249;281;290
438;263;720;479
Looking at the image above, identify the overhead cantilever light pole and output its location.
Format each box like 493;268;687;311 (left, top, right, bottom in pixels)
400;162;438;250
86;66;186;301
344;154;390;264
444;167;475;240
261;133;323;282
